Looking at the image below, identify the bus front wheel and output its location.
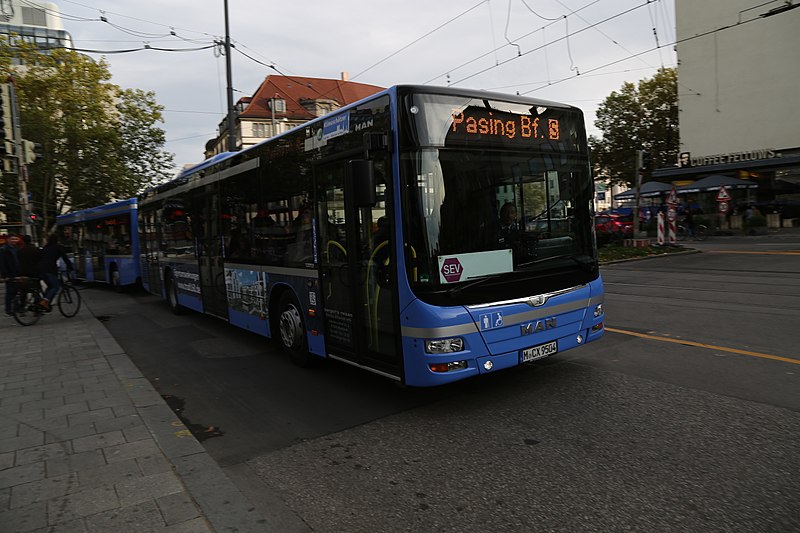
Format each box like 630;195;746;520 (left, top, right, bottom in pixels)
277;291;313;367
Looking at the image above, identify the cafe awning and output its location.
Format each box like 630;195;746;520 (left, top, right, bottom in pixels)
613;181;673;200
676;174;758;194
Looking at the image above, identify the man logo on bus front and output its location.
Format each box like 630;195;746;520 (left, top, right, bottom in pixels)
441;257;463;283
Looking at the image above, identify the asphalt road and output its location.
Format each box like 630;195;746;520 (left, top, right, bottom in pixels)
84;234;800;532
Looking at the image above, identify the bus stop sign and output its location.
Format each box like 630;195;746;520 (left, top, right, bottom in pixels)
441;257;464;283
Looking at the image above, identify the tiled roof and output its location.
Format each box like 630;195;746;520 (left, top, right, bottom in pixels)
239;75;384;120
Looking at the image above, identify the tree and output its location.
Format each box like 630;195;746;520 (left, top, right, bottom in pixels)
0;41;173;230
589;67;678;187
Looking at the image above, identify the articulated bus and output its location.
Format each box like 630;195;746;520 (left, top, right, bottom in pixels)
137;85;604;386
56;198;141;290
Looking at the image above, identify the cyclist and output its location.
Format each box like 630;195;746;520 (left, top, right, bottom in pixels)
1;234;22;315
684;207;695;239
37;234;73;312
3;235;42;315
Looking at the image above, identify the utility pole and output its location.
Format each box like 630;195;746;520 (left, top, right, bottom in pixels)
223;0;237;153
633;149;644;239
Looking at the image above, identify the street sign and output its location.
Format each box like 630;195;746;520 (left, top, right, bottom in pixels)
718;201;729;214
666;185;678;206
667;206;677;222
440;257;463;283
716;185;731;202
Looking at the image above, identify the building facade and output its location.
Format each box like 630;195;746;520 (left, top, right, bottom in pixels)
0;0;72;56
205;73;384;158
0;0;71;230
654;0;800;220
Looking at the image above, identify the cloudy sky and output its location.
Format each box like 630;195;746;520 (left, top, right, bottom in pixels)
55;0;676;171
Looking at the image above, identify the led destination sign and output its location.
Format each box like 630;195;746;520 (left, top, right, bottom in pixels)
442;104;580;150
451;109;560;141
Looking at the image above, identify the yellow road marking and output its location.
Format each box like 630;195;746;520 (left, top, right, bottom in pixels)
709;250;800;255
605;327;800;365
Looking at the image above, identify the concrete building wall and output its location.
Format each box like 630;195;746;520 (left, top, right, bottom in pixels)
677;0;800;157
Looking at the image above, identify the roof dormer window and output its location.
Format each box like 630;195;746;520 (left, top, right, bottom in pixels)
271;98;286;113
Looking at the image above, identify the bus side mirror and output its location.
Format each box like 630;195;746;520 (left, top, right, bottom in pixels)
350;159;377;207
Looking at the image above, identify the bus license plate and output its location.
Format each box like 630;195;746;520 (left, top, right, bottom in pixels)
521;341;558;363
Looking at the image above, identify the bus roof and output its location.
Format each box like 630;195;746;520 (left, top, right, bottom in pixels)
56;197;137;224
142;85;582;199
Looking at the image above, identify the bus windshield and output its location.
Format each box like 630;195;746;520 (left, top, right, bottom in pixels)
399;92;597;305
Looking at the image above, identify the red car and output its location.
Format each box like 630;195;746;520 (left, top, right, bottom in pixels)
595;214;633;236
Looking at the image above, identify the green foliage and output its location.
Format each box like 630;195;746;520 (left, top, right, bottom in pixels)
589;68;679;187
0;39;173;229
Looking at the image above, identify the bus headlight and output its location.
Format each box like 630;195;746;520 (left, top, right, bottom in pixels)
593;304;603;318
425;337;464;354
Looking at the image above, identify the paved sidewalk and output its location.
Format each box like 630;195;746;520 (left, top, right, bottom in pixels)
0;287;270;532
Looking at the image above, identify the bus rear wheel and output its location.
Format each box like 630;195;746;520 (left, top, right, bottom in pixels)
277;291;313;367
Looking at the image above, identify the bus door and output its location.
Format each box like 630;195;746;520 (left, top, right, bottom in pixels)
317;157;400;378
89;223;107;282
195;191;228;319
73;224;87;279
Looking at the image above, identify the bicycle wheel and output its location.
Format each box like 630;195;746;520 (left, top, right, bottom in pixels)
676;225;686;241
57;284;82;318
13;290;43;326
694;224;709;241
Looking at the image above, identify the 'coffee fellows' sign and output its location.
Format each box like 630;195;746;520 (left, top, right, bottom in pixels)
678;148;780;168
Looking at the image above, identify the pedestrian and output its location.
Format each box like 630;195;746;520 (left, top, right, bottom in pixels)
684;206;695;238
38;233;73;311
0;233;22;315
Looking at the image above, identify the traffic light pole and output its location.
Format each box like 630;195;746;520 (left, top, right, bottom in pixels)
10;83;34;241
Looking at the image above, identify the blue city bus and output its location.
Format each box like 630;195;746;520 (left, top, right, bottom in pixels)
137;85;604;386
56;198;141;290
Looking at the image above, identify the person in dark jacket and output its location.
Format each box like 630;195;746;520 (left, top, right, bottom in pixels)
38;234;73;311
16;235;42;277
1;234;22;315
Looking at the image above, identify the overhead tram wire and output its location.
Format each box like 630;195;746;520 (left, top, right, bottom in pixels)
52;0;303;88
22;0;219;48
232;46;357;104
348;0;490;83
646;0;665;67
519;9;768;97
50;43;216;54
423;0;602;85
446;0;650;86
58;0;218;40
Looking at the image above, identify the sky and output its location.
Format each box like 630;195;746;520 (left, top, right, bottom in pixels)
54;0;677;173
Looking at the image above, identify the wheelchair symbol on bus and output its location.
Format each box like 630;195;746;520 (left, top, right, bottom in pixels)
480;312;504;330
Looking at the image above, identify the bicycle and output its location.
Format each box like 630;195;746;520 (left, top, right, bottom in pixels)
7;272;82;326
676;223;709;241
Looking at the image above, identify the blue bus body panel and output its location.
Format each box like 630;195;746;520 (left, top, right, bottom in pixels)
220;265;325;356
57;198;141;287
399;277;604;386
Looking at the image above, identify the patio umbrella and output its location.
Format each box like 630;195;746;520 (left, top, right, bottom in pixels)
676;174;758;194
613;181;673;199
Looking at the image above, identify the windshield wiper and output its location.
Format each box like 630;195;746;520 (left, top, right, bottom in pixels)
517;254;595;272
446;275;495;297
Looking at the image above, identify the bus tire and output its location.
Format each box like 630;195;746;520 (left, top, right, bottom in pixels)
277;291;313;367
166;271;186;315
